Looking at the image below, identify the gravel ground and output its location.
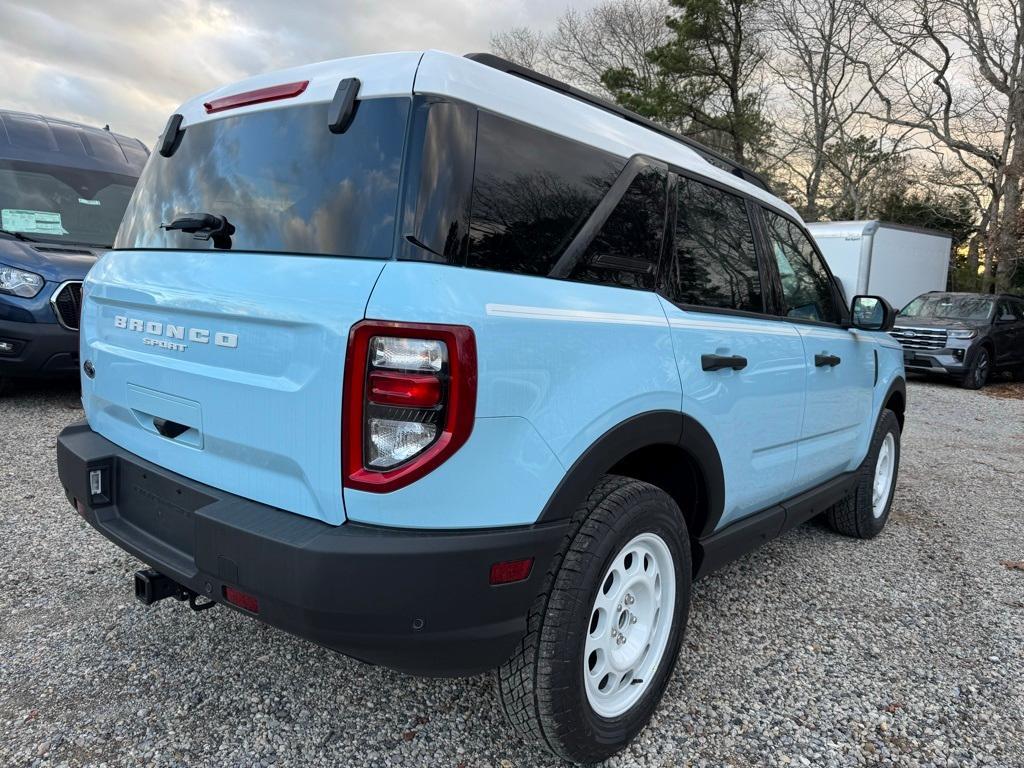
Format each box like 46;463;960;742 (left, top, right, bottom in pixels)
1;378;1022;767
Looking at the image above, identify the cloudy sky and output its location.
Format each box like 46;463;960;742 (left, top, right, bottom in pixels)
0;0;596;145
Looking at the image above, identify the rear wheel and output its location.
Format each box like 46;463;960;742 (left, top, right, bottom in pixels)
496;475;691;764
961;346;991;389
827;409;901;539
0;377;9;397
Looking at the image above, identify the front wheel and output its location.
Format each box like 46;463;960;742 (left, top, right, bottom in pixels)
496;476;691;764
826;409;901;539
961;346;991;389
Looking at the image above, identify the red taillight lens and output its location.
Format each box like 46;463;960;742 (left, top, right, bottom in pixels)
343;320;476;493
204;80;309;114
490;558;534;585
223;586;259;613
368;370;442;408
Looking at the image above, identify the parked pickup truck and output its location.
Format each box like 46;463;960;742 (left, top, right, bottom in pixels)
56;51;907;763
0;110;146;395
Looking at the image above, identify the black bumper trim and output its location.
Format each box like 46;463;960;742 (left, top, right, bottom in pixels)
57;421;568;676
0;317;80;378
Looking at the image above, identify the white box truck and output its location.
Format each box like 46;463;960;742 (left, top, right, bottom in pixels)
806;221;952;310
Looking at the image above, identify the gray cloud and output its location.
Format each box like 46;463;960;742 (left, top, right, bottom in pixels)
0;0;600;146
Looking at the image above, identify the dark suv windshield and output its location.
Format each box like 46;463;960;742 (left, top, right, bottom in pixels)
900;294;994;321
1;161;138;247
116;98;409;258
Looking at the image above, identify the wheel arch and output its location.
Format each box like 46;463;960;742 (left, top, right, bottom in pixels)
537;410;726;548
882;376;906;430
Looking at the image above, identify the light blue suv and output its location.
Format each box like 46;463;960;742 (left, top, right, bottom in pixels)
56;51;906;762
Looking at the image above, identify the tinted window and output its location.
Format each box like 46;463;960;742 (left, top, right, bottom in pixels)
665;178;763;312
116;98;409;257
467;112;624;276
764;211;840;323
566;163;667;290
398;99;476;263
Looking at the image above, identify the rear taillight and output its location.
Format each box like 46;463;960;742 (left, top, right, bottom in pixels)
343;321;476;493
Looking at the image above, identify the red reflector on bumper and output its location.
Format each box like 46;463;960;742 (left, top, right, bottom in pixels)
489;558;534;585
223;586;259;613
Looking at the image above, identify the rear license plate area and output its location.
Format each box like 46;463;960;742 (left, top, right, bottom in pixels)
117;462;212;559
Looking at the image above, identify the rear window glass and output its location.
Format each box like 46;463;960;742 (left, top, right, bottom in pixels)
467;112;624;277
116;98;410;258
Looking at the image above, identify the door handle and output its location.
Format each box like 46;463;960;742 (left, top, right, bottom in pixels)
815;354;841;367
701;354;748;371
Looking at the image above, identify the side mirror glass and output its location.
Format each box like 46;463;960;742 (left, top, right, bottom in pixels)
851;295;896;331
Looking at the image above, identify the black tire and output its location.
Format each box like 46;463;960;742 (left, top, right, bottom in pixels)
0;377;9;397
826;409;900;539
961;345;991;389
496;475;692;764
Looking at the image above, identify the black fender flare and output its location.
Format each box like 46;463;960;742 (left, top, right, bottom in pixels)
536;410;726;537
881;375;906;427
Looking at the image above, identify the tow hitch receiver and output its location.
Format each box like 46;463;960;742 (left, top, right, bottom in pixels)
134;569;216;611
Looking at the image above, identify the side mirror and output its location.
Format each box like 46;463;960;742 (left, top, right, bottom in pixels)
997;313;1017;324
850;295;896;331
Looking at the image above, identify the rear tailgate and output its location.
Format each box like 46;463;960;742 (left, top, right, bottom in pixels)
81;250;384;524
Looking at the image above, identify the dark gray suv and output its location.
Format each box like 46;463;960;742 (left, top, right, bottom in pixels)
891;292;1024;388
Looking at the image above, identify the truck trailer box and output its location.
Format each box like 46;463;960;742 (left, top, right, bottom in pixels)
806;221;952;310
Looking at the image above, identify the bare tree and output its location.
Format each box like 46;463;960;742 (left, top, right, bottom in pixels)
845;0;1023;290
764;0;871;219
489;0;671;96
545;0;672;96
490;26;547;70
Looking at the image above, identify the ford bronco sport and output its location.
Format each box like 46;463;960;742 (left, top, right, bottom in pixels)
56;51;906;763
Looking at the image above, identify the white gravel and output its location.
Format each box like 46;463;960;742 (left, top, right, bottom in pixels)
1;378;1022;767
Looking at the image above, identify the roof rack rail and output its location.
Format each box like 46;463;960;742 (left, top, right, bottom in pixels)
464;52;772;193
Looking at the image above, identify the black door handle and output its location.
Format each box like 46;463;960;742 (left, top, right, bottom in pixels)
701;354;748;371
815;354;841;367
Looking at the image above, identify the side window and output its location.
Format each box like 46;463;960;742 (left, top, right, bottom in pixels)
664;177;763;312
1013;299;1024;320
399;99;477;264
764;211;841;324
565;163;668;290
468;112;624;277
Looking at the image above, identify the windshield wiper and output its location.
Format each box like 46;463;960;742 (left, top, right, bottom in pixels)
162;213;235;250
0;227;41;243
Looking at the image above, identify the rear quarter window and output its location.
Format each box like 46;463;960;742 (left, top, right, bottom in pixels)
467;112;624;277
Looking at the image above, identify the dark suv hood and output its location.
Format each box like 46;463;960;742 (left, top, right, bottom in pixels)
0;237;98;282
894;316;986;332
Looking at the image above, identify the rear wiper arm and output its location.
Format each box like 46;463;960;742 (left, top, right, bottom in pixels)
162;213;235;249
0;227;41;243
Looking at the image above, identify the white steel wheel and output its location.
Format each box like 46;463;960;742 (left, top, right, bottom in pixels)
584;532;676;718
872;432;896;518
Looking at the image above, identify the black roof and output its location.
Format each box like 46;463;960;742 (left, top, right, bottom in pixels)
465;53;772;193
0;109;149;177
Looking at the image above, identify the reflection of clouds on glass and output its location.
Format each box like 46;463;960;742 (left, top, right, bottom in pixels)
116;99;409;259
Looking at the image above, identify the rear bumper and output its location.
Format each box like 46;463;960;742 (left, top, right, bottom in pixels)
57;421;568;676
0;317;80;379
